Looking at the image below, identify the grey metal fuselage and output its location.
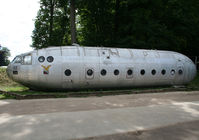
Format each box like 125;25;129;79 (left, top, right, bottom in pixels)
7;46;197;90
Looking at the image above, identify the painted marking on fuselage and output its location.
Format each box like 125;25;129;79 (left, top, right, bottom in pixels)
41;65;51;74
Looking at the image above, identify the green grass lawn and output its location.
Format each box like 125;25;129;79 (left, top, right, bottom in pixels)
0;67;199;99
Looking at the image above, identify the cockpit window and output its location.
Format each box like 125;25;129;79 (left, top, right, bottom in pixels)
11;57;17;63
12;56;22;64
22;54;32;65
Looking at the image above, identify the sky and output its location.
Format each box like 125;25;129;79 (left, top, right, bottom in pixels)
0;0;40;60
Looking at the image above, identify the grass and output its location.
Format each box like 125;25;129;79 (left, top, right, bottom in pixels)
0;67;199;99
0;67;27;99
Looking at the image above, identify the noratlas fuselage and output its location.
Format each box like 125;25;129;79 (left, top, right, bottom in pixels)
7;46;197;90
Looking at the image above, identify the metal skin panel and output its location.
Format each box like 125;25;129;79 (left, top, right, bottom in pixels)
7;46;197;90
62;47;81;89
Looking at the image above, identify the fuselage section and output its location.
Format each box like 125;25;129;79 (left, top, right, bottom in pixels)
7;46;197;90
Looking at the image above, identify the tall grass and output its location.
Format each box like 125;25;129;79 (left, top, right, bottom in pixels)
0;67;19;86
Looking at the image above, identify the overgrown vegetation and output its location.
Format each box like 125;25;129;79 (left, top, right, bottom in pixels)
0;67;17;86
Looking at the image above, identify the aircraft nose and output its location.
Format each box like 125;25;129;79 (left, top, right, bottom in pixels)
6;64;13;79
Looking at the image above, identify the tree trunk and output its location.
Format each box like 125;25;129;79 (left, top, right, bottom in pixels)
49;0;55;46
70;0;77;44
61;6;68;45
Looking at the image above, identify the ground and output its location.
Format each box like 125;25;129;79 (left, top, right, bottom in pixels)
78;121;199;140
1;91;199;115
0;91;199;140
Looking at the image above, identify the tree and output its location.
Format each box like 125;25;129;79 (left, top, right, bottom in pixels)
32;0;70;49
32;0;199;56
0;46;10;66
70;0;77;43
77;0;115;46
77;0;199;56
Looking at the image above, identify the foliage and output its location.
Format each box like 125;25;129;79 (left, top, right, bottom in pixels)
77;0;115;46
32;0;71;48
0;47;10;66
77;0;199;56
32;0;199;56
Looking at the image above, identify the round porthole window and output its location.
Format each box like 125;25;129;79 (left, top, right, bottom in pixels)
151;69;156;75
171;69;175;75
47;56;54;63
161;69;166;75
38;56;45;63
114;69;119;76
140;69;145;75
87;69;93;76
65;69;71;76
101;69;107;76
127;69;133;75
178;69;183;75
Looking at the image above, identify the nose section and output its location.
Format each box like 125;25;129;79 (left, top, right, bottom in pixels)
6;64;13;80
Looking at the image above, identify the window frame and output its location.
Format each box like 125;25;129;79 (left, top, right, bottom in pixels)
65;69;72;76
22;54;32;65
140;69;145;75
126;68;134;79
114;69;119;76
170;69;175;75
101;69;107;76
151;69;156;75
87;69;94;76
38;56;45;63
161;69;166;75
178;69;183;75
12;56;22;64
47;56;54;63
